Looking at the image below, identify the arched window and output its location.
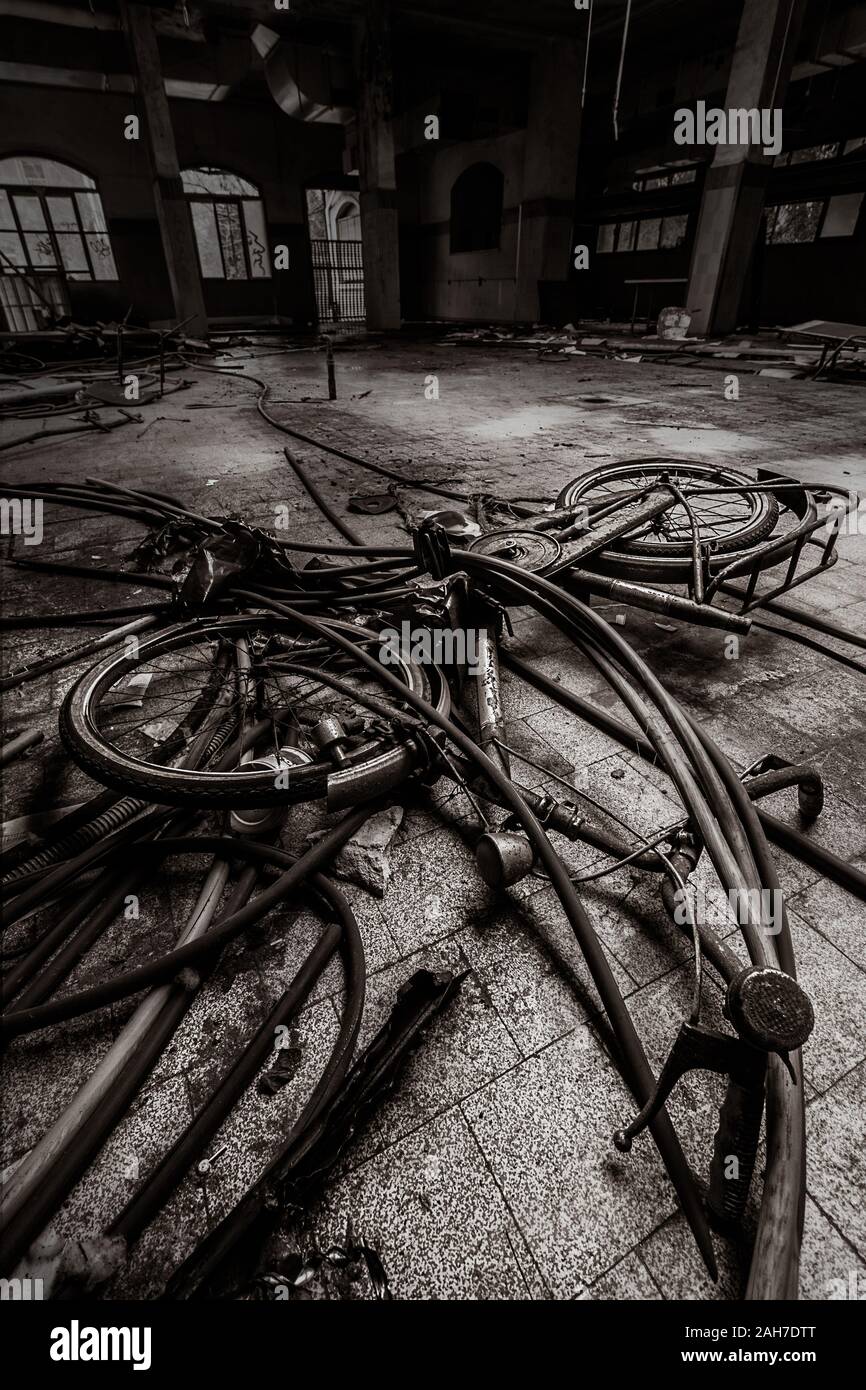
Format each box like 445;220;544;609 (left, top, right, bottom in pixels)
181;167;271;280
0;156;117;331
450;163;504;253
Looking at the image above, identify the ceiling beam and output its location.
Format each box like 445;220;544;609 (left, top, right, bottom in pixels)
0;0;206;41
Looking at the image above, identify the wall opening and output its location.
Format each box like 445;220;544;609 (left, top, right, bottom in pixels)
449;162;504;254
305;188;365;328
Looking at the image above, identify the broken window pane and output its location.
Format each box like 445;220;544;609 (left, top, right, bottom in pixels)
766;201;823;244
86;233;119;280
616;221;636;251
216;202;247;279
597;223;616;253
842;136;866;156
670;168;697;184
191;201;224;277
660;214;688;248
637;218;661;250
819;192;863;238
243;199;270;277
0;191;14;229
643;175;668;190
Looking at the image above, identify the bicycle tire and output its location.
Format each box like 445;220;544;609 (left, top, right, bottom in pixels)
557;460;780;578
60;614;449;809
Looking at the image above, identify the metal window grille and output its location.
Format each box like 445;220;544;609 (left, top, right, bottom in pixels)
310;238;365;325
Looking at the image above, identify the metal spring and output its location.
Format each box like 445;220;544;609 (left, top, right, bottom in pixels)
2;795;147;886
200;712;238;765
2;712;238;888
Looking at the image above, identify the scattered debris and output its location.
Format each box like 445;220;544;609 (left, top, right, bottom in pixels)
304;805;405;898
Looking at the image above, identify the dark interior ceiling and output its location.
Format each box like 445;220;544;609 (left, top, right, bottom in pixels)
88;0;742;49
199;0;738;47
2;1;862;113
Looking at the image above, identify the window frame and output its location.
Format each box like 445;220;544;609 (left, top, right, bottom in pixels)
765;199;826;245
595;212;690;254
0;165;117;283
181;166;272;282
632;165;699;193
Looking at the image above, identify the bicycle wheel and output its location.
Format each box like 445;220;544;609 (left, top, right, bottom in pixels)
557;459;780;582
61;614;449;809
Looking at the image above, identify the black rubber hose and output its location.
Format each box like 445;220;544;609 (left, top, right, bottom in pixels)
751;618;866;677
438;554;804;1297
0;971;201;1276
683;710;807;1302
0;604;173;631
4;812;198;1009
234;588;718;1279
501;650;866;905
2;870;133;1005
0;861;261;1277
0;482;165;524
283;448;364;546
0;807;175;928
743;765;824;821
721;583;866;651
111;869;364;1246
11;558;175;590
0;813;376;1041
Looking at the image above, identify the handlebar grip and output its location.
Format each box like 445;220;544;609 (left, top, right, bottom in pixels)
707;1063;766;1226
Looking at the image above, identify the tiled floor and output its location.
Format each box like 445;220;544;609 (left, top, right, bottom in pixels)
1;338;864;1299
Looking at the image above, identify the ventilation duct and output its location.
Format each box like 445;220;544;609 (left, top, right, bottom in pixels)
252;24;354;124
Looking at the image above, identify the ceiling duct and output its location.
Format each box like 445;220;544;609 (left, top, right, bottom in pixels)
252;23;354;125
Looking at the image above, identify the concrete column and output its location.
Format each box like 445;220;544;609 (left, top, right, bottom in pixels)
120;1;208;338
685;0;809;337
355;0;401;330
514;35;586;323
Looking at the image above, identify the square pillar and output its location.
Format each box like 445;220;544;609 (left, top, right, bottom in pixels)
356;0;401;331
686;0;809;337
514;33;586;323
120;1;208;338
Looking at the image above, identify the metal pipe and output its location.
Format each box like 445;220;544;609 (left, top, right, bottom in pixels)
568;571;752;633
0;729;43;767
475;625;510;776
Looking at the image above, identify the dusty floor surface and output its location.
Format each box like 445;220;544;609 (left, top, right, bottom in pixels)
1;336;865;1300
